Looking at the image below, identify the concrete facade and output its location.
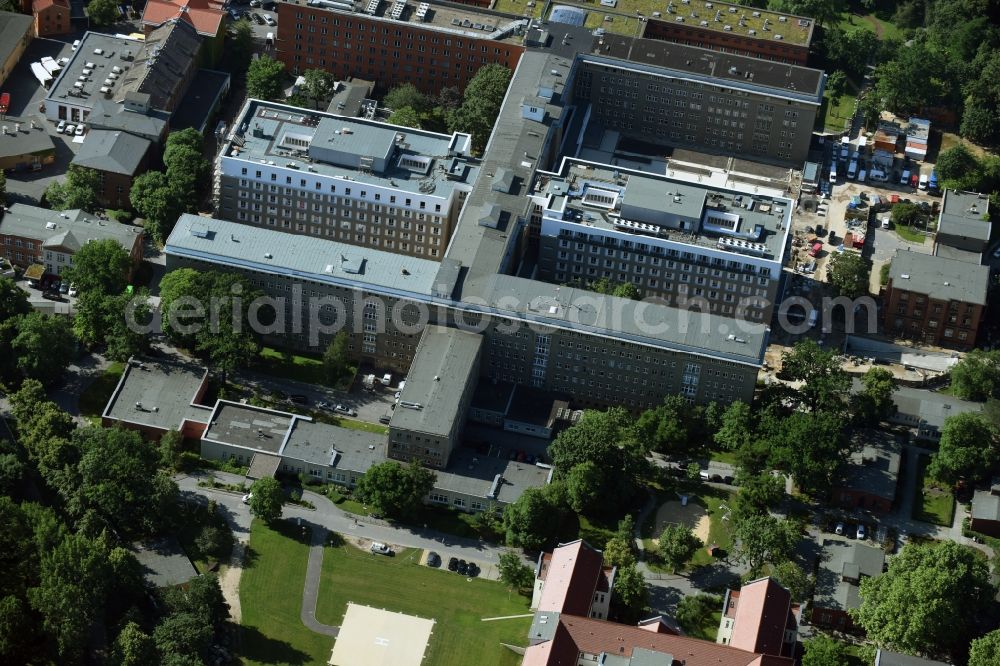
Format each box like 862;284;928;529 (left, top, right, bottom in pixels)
215;99;478;260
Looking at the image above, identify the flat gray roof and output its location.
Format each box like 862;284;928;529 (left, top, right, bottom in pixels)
280;0;528;44
442;47;577;296
815;540;884;612
165;214;441;298
86;98;169;142
0;114;56;161
103;357;212;430
888;250;989;305
170;68;231;133
539;158;791;259
585;36;825;103
838;430;901;501
326;78;374;117
390;326;483;437
972;490;1000;523
875;649;951;666
1;204;143;253
283;418;386;473
223;99;478;199
433;448;551;504
203;402;293;454
888;383;982;429
46;32;144;112
461;273;768;365
71;129;151;175
937;190;991;241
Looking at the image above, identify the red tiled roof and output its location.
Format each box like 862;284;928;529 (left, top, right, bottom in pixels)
557;615;794;666
728;578;794;658
537;540;604;617
522;624;579;666
142;0;223;36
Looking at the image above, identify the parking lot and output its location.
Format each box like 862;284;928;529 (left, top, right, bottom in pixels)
3;38;85;205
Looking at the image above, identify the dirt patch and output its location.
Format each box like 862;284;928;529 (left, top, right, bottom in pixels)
219;541;245;623
651;500;710;544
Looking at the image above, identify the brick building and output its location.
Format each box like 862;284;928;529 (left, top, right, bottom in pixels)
883;250;988;349
32;0;71;37
69;129;154;209
275;0;526;92
640;0;814;65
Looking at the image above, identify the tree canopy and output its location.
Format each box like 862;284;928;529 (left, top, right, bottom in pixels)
825;251;871;298
968;629;1000;666
928;412;999;486
10;313;77;386
63;238;131;296
657;524;702;573
247;55;286;101
732;511;799;575
852;367;897;425
802;634;848;666
502;485;568;551
949;349;1000;401
45;165;101;213
447;64;512;152
610;563;648;623
497;551;534;593
323;331;351;383
851;541;994;659
247;477;283;522
87;0;120;26
355;460;436;520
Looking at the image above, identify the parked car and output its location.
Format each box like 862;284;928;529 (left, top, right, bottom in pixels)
58;282;69;294
71;39;80;51
252;12;265;23
67;284;77;297
289;394;309;405
426;552;441;568
447;557;459;571
456;560;468;575
835;522;845;536
316;400;332;410
41;290;64;301
334;404;357;417
856;524;866;540
56;120;66;133
64;124;75;135
265;14;276;25
75;124;85;136
370;542;394;556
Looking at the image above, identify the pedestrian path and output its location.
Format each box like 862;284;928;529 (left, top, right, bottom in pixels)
300;525;340;637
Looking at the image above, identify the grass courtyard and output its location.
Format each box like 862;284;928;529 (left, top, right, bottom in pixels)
642;488;734;571
240;521;334;666
78;361;125;419
255;346;354;390
316;542;531;666
913;454;956;527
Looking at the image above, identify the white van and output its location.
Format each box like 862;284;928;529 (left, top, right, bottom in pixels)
265;32;274;47
918;173;929;190
900;169;910;186
829;164;838;183
858;169;867;183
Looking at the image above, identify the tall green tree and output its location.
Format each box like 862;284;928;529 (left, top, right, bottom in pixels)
110;621;157;666
675;593;720;636
63;238;131;295
548;407;648;504
131;171;185;244
28;532;112;662
610;563;648;623
300;69;335;109
65;426;179;537
497;550;534;594
802;634;848;666
565;460;603;514
768;560;813;602
152;612;212;664
780;339;850;413
164;574;229;630
969;629;1000;666
87;0;120;26
384;84;431;113
0;278;30;321
323;331;351;383
928;412;999;485
11;313;76;386
247;477;283;522
447;64;512;152
388;107;422;129
635;394;704;456
44;165;101;212
732;512;799;574
503;485;567;550
657;524;702;573
825;251;870;298
355;460;436;520
732;471;785;518
852;367;897;425
247;55;286;100
851;541;994;658
949;349;1000;401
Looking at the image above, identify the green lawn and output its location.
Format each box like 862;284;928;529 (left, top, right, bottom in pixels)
893;223;928;243
835;10;906;42
322;486;370;516
686;609;723;641
316;543;531;666
493;0;543;17
255;346;354;390
312;411;389;435
819;79;859;133
913;454;956;527
709;450;740;466
78;361;125;418
240;521;335;666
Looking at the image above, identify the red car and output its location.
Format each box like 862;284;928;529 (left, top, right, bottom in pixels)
808;241;822;257
0;92;9;114
910;173;919;188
